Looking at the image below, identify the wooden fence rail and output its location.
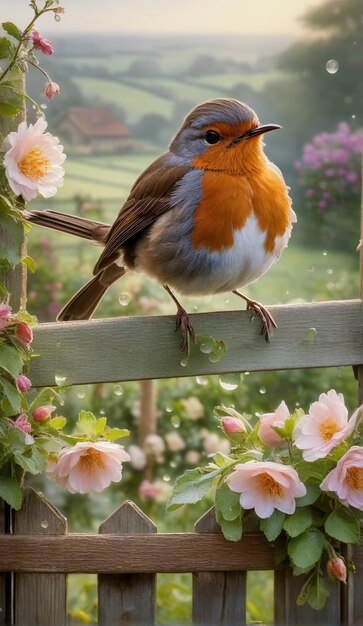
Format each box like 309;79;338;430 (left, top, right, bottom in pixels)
0;489;358;626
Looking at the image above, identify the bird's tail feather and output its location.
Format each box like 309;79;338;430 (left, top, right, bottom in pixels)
57;264;126;321
24;209;109;242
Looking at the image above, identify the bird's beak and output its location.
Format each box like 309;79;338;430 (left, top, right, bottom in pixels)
229;124;282;147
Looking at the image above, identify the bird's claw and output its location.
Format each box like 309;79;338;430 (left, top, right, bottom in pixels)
175;307;196;352
246;300;277;342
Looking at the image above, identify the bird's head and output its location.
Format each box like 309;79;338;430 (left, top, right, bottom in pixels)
169;98;281;174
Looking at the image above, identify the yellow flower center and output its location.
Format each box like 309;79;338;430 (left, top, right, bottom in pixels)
258;472;282;497
18;146;49;180
346;467;363;491
318;417;339;441
78;449;106;472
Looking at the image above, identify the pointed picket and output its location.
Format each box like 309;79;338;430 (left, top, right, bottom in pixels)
98;500;157;626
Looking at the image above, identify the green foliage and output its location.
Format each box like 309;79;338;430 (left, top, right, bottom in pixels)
288;529;324;569
167;467;221;509
325;506;360;544
260;509;285;541
283;508;313;538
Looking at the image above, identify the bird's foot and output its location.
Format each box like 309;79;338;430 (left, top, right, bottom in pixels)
175;307;196;352
246;298;277;342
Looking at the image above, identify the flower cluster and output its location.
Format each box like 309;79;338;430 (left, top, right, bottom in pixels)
295;123;363;249
169;391;362;610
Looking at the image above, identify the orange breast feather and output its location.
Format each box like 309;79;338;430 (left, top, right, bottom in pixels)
192;171;253;252
250;167;291;253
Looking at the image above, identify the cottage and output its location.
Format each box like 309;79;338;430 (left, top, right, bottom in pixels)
57;107;132;153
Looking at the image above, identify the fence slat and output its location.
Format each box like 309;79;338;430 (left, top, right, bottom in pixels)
98;501;157;626
274;566;341;626
30;300;363;386
13;489;67;626
193;508;246;626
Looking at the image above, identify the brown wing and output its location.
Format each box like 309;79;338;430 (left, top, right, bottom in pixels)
93;153;190;274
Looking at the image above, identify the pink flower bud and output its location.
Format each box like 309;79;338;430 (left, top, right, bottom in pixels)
32;405;56;422
221;416;246;442
327;557;347;583
16;374;32;392
16;322;33;346
0;302;12;318
31;30;54;55
10;413;32;433
258;401;290;448
44;81;60;100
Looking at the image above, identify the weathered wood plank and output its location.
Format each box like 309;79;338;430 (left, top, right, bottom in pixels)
98;501;157;626
0;532;274;573
0;500;11;626
29;300;363;386
13;489;67;626
193;508;247;626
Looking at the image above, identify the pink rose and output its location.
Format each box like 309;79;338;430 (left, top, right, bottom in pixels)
32;405;56;421
320;445;363;510
46;441;130;493
327;557;347;583
16;374;32;392
294;390;360;461
44;81;60;100
227;460;306;519
16;322;33;346
258;401;290;447
30;30;54;55
139;479;170;502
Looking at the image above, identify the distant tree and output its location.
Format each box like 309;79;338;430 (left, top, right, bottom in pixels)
189;54;225;76
133;113;170;144
127;58;163;77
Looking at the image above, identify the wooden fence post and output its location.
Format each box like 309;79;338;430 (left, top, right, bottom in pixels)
98;500;157;626
12;489;67;626
192;507;247;626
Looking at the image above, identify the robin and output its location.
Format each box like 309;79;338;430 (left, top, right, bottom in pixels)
26;98;295;350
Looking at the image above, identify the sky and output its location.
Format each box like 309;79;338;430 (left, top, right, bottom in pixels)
4;0;324;35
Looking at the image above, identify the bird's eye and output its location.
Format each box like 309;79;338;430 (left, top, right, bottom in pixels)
204;130;221;144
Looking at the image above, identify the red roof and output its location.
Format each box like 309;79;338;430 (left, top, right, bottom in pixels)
65;107;131;138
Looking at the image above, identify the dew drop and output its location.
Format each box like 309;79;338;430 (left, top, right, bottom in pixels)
171;415;180;427
119;292;130;306
259;387;267;395
165;405;173;413
170;461;177;468
244;371;250;376
352;114;356;119
307;265;315;273
196;375;208;386
41;520;49;529
326;59;339;74
219;374;240;391
100;409;105;415
40;103;47;110
113;384;123;396
59;399;65;406
208;353;220;363
163;474;171;482
77;389;86;399
180;358;188;367
55;373;67;386
327;268;333;275
54;13;61;21
193;304;199;311
199;339;214;354
303;327;318;345
322;251;327;256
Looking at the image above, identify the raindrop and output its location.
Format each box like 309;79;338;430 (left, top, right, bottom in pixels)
352;114;356;119
100;409;105;415
326;59;339;74
219;374;240;391
119;293;130;306
32;104;36;110
41;520;49;529
54;13;61;21
208;353;220;363
180;358;188;367
196;375;208;386
322;251;327;256
193;304;199;312
59;399;65;406
113;385;123;396
171;415;180;427
55;373;67;386
165;405;173;413
40;103;47;110
259;387;267;395
199;338;214;354
307;265;315;273
163;474;171;482
244;371;250;376
224;298;230;304
170;461;177;468
295;402;300;407
77;389;86;399
303;327;318;345
327;269;333;275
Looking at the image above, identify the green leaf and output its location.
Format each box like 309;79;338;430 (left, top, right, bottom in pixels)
325;507;360;544
260;509;286;541
296;483;321;507
2;22;21;41
213;452;232;468
22;255;36;273
48;416;67;430
0;342;23;378
167;468;221;509
94;417;107;435
283;508;313;538
0;476;22;509
0;98;23;116
0;214;24;265
288;529;324;568
0;36;13;59
14;446;45;475
218;513;243;542
307;574;330;611
77;410;97;435
105;427;130;440
215;481;241;521
0;377;21;414
7;426;26;452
